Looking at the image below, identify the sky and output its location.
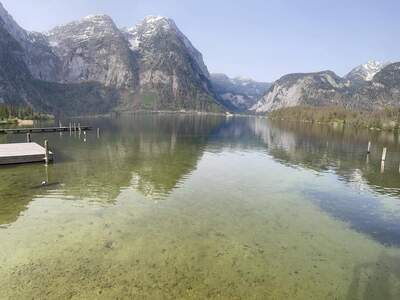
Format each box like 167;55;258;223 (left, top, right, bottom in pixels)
2;0;400;82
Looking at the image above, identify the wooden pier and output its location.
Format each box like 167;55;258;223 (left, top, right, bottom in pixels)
0;142;53;165
0;126;91;134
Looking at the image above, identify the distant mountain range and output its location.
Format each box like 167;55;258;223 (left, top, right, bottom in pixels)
0;1;399;115
210;74;271;111
252;61;400;113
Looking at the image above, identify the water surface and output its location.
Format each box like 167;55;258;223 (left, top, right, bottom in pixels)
1;114;400;299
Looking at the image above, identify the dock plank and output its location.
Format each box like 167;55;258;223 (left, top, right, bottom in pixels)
0;126;91;134
0;143;53;165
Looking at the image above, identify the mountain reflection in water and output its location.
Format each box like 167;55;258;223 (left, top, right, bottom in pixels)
1;114;400;246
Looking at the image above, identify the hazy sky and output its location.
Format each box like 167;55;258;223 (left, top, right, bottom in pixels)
2;0;399;82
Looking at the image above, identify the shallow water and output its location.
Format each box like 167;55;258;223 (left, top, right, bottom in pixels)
1;114;400;299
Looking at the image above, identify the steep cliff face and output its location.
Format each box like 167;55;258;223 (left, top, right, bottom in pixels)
0;14;41;107
0;2;60;81
251;71;350;113
47;15;138;89
210;73;271;111
0;8;120;115
123;16;221;111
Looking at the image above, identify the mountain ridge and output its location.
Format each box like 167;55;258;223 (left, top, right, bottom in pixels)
252;62;400;113
0;3;225;114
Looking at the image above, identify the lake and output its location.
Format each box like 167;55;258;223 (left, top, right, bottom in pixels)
1;114;400;299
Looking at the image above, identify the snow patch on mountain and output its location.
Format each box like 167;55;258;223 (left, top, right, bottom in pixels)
346;60;391;83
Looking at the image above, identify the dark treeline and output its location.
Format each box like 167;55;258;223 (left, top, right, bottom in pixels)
0;104;51;121
269;106;400;131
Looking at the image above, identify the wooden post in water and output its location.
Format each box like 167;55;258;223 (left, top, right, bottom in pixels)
381;147;387;161
44;163;49;183
73;122;76;132
44;140;49;165
367;141;371;154
97;128;100;138
59;121;62;137
26;132;31;143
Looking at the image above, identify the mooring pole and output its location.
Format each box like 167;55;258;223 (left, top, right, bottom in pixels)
381;147;387;161
367;141;371;154
97;128;100;138
26;132;31;143
44;140;49;165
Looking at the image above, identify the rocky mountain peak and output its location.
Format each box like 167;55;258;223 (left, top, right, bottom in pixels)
345;60;390;83
124;16;177;49
46;13;137;88
48;14;120;43
124;16;209;78
141;15;175;30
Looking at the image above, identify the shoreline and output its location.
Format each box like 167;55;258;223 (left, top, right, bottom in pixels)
65;109;254;119
267;106;400;132
268;116;399;132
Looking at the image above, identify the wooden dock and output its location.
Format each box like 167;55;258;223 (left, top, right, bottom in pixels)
0;143;53;165
0;126;91;134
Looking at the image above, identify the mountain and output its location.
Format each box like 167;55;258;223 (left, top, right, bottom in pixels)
47;15;137;89
0;5;121;115
0;3;225;115
0;10;41;106
373;62;400;88
122;16;219;111
251;71;350;113
0;2;60;81
345;60;390;84
210;73;271;111
354;62;400;109
252;63;400;113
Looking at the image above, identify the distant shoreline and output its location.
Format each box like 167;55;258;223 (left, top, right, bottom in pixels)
268;106;400;132
66;110;253;119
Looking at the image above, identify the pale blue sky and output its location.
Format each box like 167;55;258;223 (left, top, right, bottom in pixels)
2;0;399;82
